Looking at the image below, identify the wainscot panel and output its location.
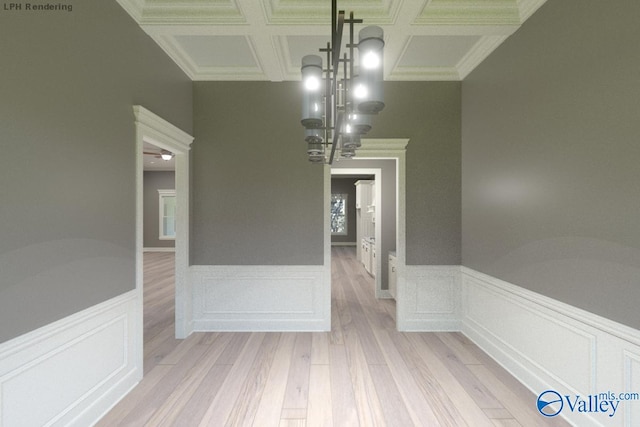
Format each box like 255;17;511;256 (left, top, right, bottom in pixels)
462;267;640;427
190;265;330;331
0;290;140;427
397;265;462;331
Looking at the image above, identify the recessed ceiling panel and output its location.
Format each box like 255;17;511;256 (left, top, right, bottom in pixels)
417;0;520;25
286;36;333;70
140;0;244;23
265;0;398;24
398;35;481;68
174;35;256;68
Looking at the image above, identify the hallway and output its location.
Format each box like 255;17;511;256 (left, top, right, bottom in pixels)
97;248;568;426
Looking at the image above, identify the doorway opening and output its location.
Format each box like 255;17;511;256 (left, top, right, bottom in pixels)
134;106;194;374
140;140;177;373
325;138;408;330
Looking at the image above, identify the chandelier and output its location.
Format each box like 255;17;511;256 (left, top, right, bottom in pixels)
300;0;385;164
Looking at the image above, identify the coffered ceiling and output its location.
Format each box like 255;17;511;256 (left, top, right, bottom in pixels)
116;0;546;81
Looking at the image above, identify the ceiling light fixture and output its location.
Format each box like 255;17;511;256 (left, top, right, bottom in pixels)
160;150;174;161
301;0;385;164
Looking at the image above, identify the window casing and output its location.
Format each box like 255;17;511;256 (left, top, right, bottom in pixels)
331;193;348;235
158;189;176;240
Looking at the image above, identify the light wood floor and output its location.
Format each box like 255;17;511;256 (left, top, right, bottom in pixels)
97;248;569;427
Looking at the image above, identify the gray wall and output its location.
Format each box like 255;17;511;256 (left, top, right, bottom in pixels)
191;81;461;267
331;177;358;244
191;82;325;265
0;1;193;343
367;82;462;265
461;0;640;329
144;171;176;249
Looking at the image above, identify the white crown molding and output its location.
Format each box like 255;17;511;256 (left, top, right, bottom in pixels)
115;0;145;22
389;66;462;81
517;0;548;22
456;34;510;79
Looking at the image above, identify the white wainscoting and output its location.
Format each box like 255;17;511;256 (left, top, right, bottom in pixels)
397;265;462;331
461;267;640;427
0;290;140;427
190;265;330;331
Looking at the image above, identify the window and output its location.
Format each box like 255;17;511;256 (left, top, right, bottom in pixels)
331;193;348;235
158;189;176;239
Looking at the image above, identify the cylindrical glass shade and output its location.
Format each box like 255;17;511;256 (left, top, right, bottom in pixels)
305;128;324;144
350;112;372;135
307;142;324;156
341;146;356;158
301;55;324;129
342;133;361;149
357;26;384;114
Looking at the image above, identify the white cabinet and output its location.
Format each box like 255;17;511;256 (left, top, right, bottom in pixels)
355;180;374;264
371;242;376;278
362;237;375;277
362;238;370;274
388;252;397;299
355;180;373;210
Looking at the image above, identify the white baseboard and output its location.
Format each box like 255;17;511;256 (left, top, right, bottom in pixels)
0;290;141;427
397;265;462;331
143;247;175;252
461;267;640;427
331;242;357;247
190;265;330;332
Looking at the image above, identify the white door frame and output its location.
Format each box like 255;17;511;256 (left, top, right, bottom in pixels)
133;106;194;347
324;138;409;329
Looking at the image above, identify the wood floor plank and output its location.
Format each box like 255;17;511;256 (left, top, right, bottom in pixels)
95;365;173;426
197;333;267;426
282;333;312;410
279;420;307;427
281;409;308;419
421;333;504;410
344;334;385;427
146;333;236;426
492;420;523;427
405;333;495;427
253;333;297;427
388;330;468;427
226;333;282;426
166;364;233;427
311;332;330;365
120;344;210;426
329;344;360;426
372;328;442;426
467;364;556;427
307;365;333;427
215;332;251;365
368;363;414;427
436;332;482;365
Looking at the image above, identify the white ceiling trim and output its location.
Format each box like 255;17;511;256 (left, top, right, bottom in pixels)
456;35;510;80
117;0;547;82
